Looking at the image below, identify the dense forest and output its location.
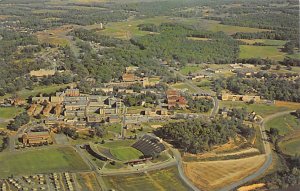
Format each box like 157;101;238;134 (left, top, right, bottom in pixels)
133;23;240;64
155;116;253;154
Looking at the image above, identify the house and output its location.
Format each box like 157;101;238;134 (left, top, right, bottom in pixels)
125;66;139;73
22;131;51;145
166;90;187;109
65;88;80;97
221;93;261;102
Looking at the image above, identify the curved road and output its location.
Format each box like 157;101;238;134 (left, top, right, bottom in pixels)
218;110;295;191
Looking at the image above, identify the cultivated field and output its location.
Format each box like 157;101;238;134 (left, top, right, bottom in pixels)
0;147;89;178
184;155;266;191
103;167;190;191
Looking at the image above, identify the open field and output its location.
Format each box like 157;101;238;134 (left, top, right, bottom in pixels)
203;20;269;35
184;155;266;191
219;101;291;117
238;39;286;46
0;84;71;100
171;83;197;93
0;107;24;119
110;147;142;161
239;45;286;61
0;147;89;178
36;25;73;46
279;137;300;156
98;16;168;39
77;172;102;191
265;113;299;135
103;167;190;191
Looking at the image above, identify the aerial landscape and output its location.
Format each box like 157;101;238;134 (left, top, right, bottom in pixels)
0;0;299;190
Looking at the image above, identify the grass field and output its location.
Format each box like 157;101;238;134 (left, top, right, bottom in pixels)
98;16;168;39
110;147;142;161
77;172;102;191
0;107;24;119
239;45;286;61
205;20;268;35
238;39;286;46
0;84;71;100
184;155;266;191
265;113;300;135
103;167;190;191
279;137;300;156
219;101;290;117
102;140;136;148
0;147;89;178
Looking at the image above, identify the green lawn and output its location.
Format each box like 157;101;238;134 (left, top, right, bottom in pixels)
219;101;289;117
103;167;190;191
279;138;300;156
239;45;286;61
265;114;300;136
0;107;24;119
0;147;89;178
110;147;142;161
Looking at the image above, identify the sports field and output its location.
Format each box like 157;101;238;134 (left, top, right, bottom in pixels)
103;167;190;191
0;147;89;178
110;147;143;161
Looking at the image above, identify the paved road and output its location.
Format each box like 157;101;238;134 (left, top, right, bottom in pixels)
218;110;295;191
171;148;201;191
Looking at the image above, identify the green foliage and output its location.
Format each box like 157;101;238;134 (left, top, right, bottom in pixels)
155;117;251;154
8;112;30;131
133;23;239;64
187;97;213;113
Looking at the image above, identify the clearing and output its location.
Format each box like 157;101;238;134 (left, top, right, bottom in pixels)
239;45;286;61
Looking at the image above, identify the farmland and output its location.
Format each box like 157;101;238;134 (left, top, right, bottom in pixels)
279;134;300;156
0;147;89;178
103;167;190;191
184;155;266;191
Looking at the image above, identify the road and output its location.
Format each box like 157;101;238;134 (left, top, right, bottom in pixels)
167;66;219;117
218;110;295;191
171;148;201;191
